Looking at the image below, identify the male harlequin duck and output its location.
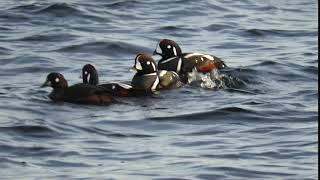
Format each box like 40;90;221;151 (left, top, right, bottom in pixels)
153;39;227;82
41;72;113;105
82;64;143;97
131;53;182;92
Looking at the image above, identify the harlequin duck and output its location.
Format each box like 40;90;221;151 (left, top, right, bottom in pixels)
131;53;182;92
41;72;113;105
82;64;144;97
82;64;99;85
153;39;227;82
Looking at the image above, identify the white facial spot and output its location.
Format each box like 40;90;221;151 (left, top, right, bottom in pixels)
167;45;171;49
195;59;198;63
170;77;173;80
201;57;204;61
84;71;88;75
55;78;60;83
112;85;116;89
147;61;150;65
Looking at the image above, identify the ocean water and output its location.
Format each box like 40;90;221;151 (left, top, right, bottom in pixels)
0;0;318;179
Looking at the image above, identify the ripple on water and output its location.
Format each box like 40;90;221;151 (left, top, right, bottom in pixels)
54;41;151;56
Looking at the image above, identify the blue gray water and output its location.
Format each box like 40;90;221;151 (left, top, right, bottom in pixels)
0;0;318;179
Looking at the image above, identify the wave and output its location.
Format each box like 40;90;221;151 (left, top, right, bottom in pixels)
156;25;196;33
103;0;142;8
0;46;13;55
0;125;60;138
204;24;236;32
149;104;317;122
148;107;259;121
244;28;317;37
54;41;151;56
18;32;79;42
33;3;81;17
8;3;42;12
0;55;53;66
75;125;155;138
0;12;30;22
205;166;295;178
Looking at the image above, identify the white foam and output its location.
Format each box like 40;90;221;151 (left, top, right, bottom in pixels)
187;68;225;89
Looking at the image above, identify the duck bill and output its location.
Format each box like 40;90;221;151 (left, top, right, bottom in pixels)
40;80;51;88
153;44;162;56
130;66;137;72
153;49;162;56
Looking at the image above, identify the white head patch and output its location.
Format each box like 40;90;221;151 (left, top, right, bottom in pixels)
55;78;60;83
147;61;150;65
135;55;143;70
84;71;88;75
167;45;171;49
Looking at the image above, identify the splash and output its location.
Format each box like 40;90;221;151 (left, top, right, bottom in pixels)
187;68;226;89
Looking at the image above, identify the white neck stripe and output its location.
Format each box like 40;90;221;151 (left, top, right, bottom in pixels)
143;72;157;76
159;57;177;64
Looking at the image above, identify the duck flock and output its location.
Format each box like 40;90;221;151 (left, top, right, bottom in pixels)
41;39;227;105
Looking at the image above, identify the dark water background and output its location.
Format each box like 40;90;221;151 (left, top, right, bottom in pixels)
0;0;318;179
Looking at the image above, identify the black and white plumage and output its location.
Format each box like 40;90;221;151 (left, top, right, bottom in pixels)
131;53;182;92
82;64;140;97
154;39;227;82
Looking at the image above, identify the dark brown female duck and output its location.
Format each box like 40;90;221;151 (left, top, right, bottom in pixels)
41;72;113;105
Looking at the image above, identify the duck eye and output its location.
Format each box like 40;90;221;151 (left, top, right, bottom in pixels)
55;78;60;83
167;45;171;49
84;71;88;75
